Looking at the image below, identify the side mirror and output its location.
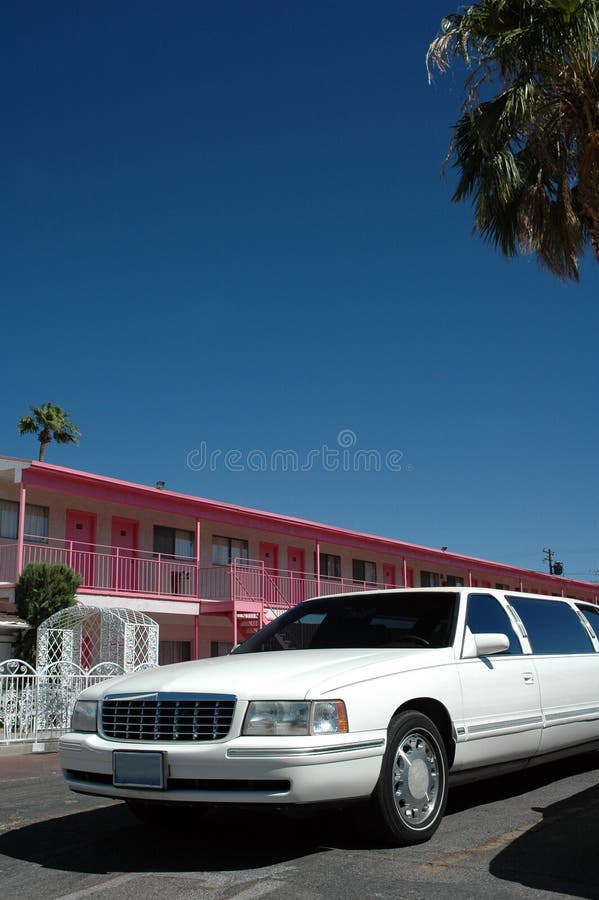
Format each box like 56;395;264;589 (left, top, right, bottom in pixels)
462;628;510;658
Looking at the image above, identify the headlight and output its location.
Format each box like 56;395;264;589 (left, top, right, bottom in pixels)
243;700;348;736
71;700;98;733
243;701;310;735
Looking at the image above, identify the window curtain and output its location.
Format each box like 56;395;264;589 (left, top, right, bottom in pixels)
0;500;18;540
25;504;49;541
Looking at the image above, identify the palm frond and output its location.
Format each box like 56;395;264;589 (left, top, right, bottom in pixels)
17;416;38;435
428;0;599;279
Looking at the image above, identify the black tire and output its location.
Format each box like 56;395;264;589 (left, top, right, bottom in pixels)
126;800;206;829
368;710;448;846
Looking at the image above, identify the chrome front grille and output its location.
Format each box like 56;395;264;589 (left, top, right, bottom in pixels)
101;692;236;742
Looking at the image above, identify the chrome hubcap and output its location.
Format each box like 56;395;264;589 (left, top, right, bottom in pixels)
392;730;439;828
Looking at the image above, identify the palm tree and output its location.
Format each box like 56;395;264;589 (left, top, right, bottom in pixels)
427;0;599;280
18;402;81;462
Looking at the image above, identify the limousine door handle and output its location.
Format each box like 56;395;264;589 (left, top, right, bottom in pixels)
523;672;535;684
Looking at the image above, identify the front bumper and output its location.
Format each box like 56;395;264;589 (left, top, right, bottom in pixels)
59;730;386;806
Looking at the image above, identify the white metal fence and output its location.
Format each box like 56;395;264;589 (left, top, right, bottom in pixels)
0;659;127;745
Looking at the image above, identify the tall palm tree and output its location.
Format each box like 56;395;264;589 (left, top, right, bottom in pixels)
18;402;81;462
427;0;599;280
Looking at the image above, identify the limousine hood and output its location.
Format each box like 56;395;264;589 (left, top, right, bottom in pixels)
83;647;456;702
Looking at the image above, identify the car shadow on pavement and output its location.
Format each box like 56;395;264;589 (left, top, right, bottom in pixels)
488;780;599;900
441;753;599;900
1;753;598;877
490;785;599;898
0;802;385;874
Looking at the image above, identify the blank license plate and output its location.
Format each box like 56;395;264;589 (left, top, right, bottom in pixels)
113;751;166;789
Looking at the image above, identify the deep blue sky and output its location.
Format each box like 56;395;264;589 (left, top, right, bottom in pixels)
3;1;598;581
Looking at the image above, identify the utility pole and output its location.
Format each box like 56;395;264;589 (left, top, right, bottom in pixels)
543;548;563;576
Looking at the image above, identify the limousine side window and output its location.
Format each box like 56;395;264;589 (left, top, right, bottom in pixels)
466;593;522;654
576;603;599;638
508;597;595;654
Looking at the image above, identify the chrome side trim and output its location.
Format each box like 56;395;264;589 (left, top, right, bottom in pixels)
467;715;543;736
227;739;385;759
544;706;599;723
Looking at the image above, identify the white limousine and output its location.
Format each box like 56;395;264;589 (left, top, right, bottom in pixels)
59;588;599;845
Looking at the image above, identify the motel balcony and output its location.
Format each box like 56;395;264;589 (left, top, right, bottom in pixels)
0;537;391;615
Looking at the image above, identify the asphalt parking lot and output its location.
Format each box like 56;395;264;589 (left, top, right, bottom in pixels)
1;750;599;900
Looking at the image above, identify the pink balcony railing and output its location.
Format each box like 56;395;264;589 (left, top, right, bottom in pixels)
0;541;394;609
226;558;393;610
0;537;199;599
0;543;18;584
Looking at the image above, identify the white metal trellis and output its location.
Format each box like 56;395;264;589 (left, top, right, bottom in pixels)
36;606;159;672
0;608;159;745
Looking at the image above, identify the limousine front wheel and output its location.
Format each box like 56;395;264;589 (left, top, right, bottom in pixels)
369;710;448;846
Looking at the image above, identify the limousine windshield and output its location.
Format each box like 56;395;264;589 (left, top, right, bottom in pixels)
234;590;458;652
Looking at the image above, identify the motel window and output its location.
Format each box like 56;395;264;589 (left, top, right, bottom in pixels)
159;641;192;665
26;504;49;542
0;501;18;539
495;583;509;590
211;640;234;657
153;526;195;560
211;536;249;566
445;575;464;587
420;571;440;587
0;501;48;542
316;553;341;579
353;559;377;583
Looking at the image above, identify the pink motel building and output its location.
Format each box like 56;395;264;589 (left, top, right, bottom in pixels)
0;454;597;663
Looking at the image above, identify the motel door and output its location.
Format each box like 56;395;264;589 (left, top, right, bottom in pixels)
259;542;278;572
65;511;96;588
259;542;281;606
383;564;396;587
287;547;306;605
111;517;139;592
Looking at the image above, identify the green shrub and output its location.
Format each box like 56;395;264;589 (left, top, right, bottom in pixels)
14;563;82;664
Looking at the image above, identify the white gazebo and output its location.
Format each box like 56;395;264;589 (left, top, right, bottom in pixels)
37;606;159;672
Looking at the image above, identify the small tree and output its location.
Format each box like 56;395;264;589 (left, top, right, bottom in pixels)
18;402;81;462
14;563;82;664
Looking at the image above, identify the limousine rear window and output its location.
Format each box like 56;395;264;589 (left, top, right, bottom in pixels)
508;596;595;655
234;591;458;653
